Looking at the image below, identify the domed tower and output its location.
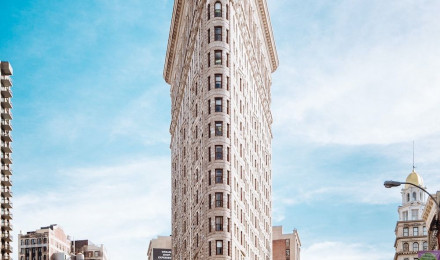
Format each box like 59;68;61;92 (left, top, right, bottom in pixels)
394;170;429;260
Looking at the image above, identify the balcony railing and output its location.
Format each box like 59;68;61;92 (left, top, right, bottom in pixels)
0;98;11;109
0;189;12;197
1;120;12;131
1;154;12;164
1;177;12;186
0;77;12;88
1;167;12;175
0;109;12;120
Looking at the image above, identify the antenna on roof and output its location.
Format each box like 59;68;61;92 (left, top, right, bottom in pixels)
412;141;416;172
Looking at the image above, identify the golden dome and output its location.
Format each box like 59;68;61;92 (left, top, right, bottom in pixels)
405;170;424;188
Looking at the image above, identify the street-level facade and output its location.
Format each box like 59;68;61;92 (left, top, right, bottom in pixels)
272;226;300;260
164;0;278;259
394;170;429;260
1;61;13;260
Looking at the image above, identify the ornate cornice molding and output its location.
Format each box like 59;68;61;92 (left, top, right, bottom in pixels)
256;0;279;73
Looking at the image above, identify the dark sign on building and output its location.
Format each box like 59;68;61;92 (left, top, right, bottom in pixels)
153;248;172;260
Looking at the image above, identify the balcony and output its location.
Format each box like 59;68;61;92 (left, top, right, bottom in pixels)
1;232;12;242
0;77;12;88
1;143;12;154
0;189;12;198
0;200;12;208
1;210;12;220
0;98;11;109
1;120;12;131
0;132;11;143
1;110;11;120
1;167;12;176
1;154;12;165
1;62;13;76
1;244;12;253
1;222;12;231
1;177;11;186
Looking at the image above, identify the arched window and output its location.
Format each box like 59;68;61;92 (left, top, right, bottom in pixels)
407;193;410;202
413;192;417;201
214;2;222;17
403;242;409;252
413;242;419;252
423;241;428;250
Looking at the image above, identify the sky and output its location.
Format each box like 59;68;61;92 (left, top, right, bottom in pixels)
1;0;440;259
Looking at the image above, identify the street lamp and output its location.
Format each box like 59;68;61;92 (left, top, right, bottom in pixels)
384;180;440;250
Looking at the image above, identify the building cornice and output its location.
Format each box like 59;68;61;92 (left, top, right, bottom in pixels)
163;0;184;84
255;0;279;73
163;0;279;84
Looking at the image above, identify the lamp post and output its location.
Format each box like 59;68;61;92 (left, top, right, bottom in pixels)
384;180;440;250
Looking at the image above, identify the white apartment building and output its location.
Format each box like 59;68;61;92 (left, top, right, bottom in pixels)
1;61;13;260
164;0;278;259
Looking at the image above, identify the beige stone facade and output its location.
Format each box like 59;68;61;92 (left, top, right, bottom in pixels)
1;61;13;260
18;225;71;260
73;240;108;260
394;171;428;260
164;0;278;259
272;226;300;260
147;236;172;260
421;191;440;251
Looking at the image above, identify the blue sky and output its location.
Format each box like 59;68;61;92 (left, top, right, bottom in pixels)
1;0;440;259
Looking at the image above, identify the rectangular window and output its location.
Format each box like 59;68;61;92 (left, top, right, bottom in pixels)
208;170;212;185
208;52;211;67
227;170;230;185
215;192;223;207
215;121;223;136
227;100;230;114
227;123;230;138
208;29;211;43
227;194;230;208
215;145;223;160
209;241;212;256
215;98;223;112
226;4;229;20
207;4;211;20
209;194;212;209
215;169;223;183
216;240;223;255
209;217;212;232
226;76;229;90
403;211;408;221
208;147;211;162
214;2;222;17
286;249;290;256
226;29;229;43
208;76;211;90
215;216;223;231
215;74;222;88
208;100;211;114
423;226;427;235
412;209;418;220
403;227;409;236
413;227;419;236
227;147;230;161
208;123;211;137
215;50;222;65
215;26;222;41
227;53;229;67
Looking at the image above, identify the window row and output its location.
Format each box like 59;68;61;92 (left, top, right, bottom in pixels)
207;97;230;114
208;240;231;256
208;192;230;209
403;226;427;236
207;121;230;138
208;216;231;232
207;2;229;20
207;50;230;67
208;26;229;44
208;169;231;185
402;241;428;252
208;145;230;161
207;74;230;90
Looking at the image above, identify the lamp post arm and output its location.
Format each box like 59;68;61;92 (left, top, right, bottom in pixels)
402;182;440;212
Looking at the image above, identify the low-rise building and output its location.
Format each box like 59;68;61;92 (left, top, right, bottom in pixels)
72;240;108;260
147;236;172;260
18;224;71;260
272;226;301;260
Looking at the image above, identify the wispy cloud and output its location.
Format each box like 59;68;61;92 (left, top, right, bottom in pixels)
13;157;171;259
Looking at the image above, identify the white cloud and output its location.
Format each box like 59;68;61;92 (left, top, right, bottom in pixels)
13;157;171;260
271;0;440;145
302;241;390;260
